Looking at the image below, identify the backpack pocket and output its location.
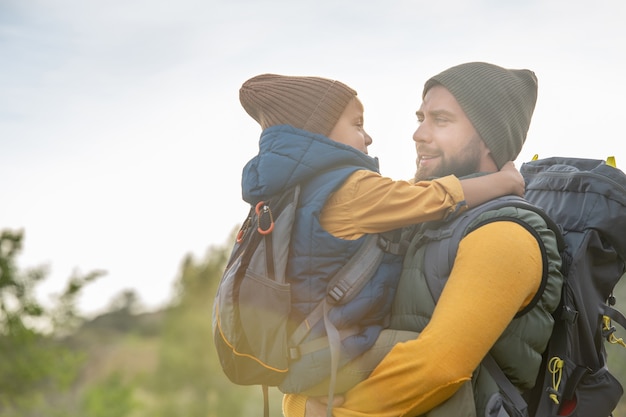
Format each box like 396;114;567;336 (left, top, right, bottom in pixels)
556;366;623;417
213;259;291;386
239;269;292;368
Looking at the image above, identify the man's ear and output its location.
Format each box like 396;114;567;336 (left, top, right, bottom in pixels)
478;141;499;172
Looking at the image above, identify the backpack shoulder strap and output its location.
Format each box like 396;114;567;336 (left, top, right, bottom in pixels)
482;353;529;417
291;232;391;417
289;232;386;347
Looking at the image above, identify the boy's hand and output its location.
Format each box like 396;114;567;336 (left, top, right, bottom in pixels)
500;161;525;197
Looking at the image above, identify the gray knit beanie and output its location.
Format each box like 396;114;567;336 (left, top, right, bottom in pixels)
239;74;357;137
423;62;538;169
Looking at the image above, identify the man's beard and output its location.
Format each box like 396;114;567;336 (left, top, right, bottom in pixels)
414;135;483;181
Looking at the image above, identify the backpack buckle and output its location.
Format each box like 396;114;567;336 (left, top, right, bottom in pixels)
561;305;578;324
289;346;301;361
328;284;346;303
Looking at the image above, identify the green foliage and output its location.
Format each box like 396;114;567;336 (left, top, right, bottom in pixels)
0;230;47;334
608;272;626;407
80;372;136;417
0;226;276;416
0;229;100;416
142;243;259;417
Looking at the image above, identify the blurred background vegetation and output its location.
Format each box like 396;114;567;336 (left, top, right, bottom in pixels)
2;227;626;416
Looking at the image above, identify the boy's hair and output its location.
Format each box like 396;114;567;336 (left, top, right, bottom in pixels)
239;73;357;137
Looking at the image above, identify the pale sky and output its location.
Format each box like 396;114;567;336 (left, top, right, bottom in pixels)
2;0;625;316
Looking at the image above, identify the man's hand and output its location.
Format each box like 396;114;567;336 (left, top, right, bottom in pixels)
305;395;345;417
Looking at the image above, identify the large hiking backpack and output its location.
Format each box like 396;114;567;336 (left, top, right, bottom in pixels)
424;156;626;417
212;184;390;417
521;156;626;417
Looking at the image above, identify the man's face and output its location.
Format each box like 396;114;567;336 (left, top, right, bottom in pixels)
413;84;491;181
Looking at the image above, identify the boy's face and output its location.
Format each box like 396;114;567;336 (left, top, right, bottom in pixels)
327;97;372;154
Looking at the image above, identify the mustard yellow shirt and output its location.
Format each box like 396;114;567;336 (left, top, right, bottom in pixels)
283;177;543;416
320;170;467;239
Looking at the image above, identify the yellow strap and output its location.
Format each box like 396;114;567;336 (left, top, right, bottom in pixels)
607;156;617;168
532;154;539;161
603;316;626;347
548;357;563;404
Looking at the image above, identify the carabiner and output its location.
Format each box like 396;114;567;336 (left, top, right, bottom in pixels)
255;201;275;235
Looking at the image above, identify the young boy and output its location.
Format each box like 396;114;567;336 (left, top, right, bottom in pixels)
238;74;524;397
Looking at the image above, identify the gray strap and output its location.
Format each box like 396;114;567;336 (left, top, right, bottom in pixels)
327;234;384;304
285;233;387;417
323;299;340;417
290;327;361;360
290;233;384;346
262;385;269;417
322;234;384;417
482;354;528;416
289;301;324;347
288;233;386;417
603;304;626;331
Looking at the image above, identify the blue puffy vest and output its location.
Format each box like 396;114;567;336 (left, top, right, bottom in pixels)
242;125;403;392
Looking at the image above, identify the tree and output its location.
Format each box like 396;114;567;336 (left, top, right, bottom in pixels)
0;229;102;416
79;372;136;417
145;238;260;417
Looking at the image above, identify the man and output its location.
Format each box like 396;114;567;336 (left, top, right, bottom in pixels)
282;62;564;417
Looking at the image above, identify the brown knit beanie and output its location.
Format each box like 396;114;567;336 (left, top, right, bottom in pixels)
423;62;538;169
239;74;357;137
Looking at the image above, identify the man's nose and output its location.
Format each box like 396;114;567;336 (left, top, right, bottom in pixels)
413;124;428;143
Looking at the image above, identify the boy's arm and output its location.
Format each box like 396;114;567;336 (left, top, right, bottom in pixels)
459;161;524;208
321;162;523;239
320;172;466;239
